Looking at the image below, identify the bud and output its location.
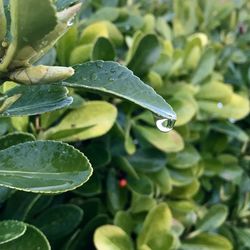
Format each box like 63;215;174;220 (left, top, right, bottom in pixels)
9;65;74;85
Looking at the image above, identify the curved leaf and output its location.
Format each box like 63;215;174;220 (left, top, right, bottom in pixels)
0;84;72;116
0;132;35;151
182;233;233;250
61;61;176;120
127;34;161;76
0;141;92;193
0;220;26;245
137;203;172;247
196;204;228;232
33;204;83;240
94;225;134;250
1;224;51;250
0;0;57;70
44;101;117;141
134;125;184;153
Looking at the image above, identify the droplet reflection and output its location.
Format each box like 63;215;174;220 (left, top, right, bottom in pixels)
155;117;176;133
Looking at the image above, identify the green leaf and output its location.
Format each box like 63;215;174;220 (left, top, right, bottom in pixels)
44;101;117;141
168;145;200;169
33;204;83;240
1;224;51;250
233;228;250;248
73;172;102;197
2;192;40;220
148;168;172;194
137;203;172;247
69;44;93;65
57;26;78;65
198;92;250;120
0;0;7;43
168;200;197;226
147;231;175;250
127;175;153;195
130;192;156;214
56;0;79;10
134;125;184;153
80;21;123;46
0;0;57;70
0;220;26;245
127;34;161;76
114;211;134;235
107;169;128;213
0;141;92;193
211;121;249;142
169;95;197;126
196;204;228;233
61;61;176;120
191;48;216;84
0;132;35;151
94;225;134;250
181;233;233;250
170;179;200;199
128;148;166;173
92;37;116;61
196;81;233;103
1;84;72;116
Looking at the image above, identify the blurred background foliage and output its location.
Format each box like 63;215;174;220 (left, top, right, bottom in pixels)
0;0;250;249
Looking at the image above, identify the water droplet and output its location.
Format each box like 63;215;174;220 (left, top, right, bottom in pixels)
155;117;176;133
3;111;10;116
229;118;236;123
67;18;74;27
95;61;103;69
110;68;116;73
108;77;115;82
91;73;98;80
118;71;129;80
217;102;223;109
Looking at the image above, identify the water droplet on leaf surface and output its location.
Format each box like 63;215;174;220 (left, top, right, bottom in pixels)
217;102;223;109
91;73;98;80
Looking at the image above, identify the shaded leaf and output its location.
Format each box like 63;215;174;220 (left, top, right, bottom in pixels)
0;141;92;193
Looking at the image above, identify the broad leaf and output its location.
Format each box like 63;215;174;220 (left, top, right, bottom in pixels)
94;225;134;250
127;34;161;76
0;84;72;116
168;145;200;169
92;37;115;61
1;224;50;250
33;204;83;240
137;203;172;247
134;125;184;153
61;61;176;120
0;220;26;245
196;204;228;232
44;101;117;141
0;141;92;193
0;0;57;69
0;132;35;151
181;233;233;250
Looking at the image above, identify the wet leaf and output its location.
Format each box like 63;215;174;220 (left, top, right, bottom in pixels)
0;141;92;193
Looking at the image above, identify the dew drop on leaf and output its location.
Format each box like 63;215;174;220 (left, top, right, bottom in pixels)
155;117;176;133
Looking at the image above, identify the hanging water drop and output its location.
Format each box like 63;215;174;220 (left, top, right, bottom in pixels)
67;18;74;27
155;117;176;133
